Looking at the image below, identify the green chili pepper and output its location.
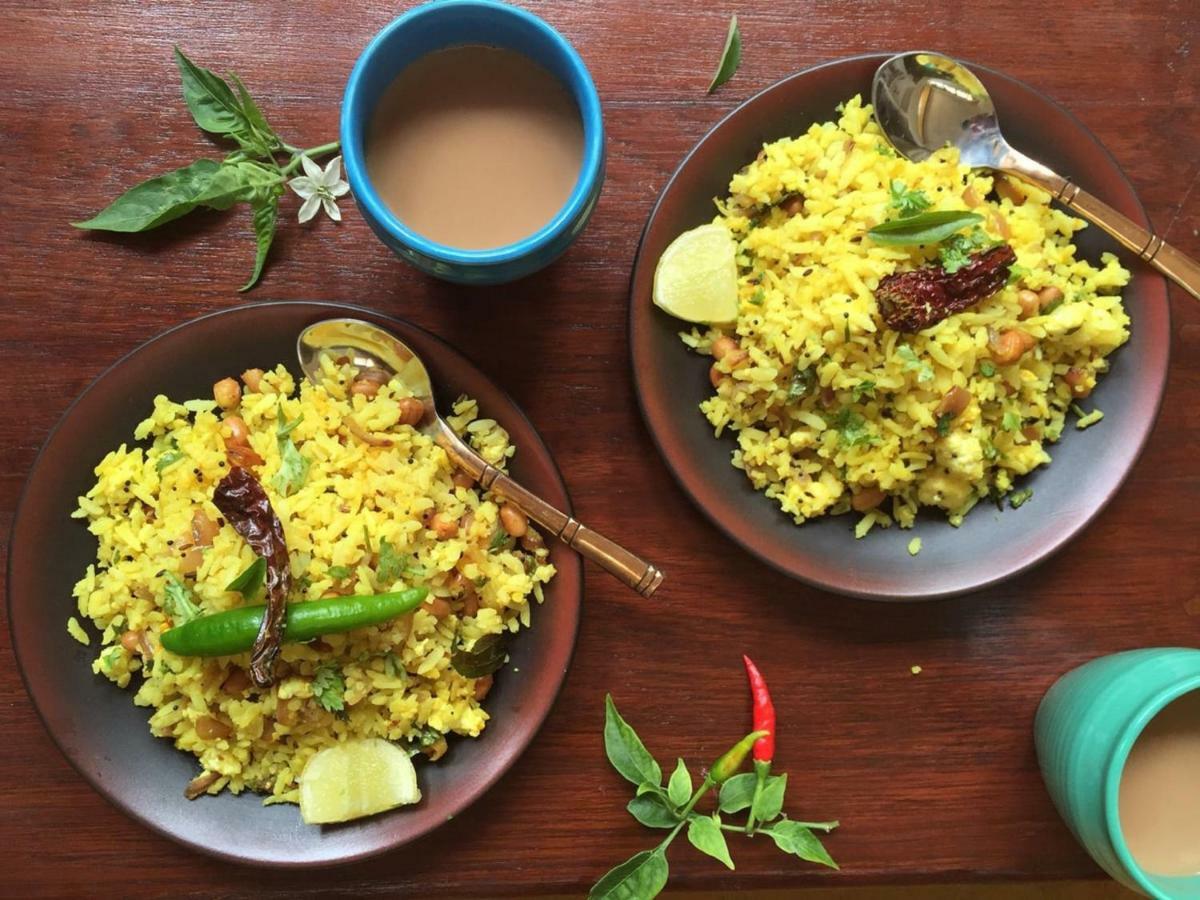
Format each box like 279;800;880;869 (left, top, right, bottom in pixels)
160;588;428;658
709;729;768;784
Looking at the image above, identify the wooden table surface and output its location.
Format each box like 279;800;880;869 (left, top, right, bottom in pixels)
2;0;1197;895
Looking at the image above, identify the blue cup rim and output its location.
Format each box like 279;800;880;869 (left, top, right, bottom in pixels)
340;0;603;267
1104;671;1200;898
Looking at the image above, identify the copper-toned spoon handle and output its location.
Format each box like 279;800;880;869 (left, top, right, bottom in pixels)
437;431;664;598
1005;156;1200;301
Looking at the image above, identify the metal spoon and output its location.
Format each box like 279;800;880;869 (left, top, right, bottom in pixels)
872;51;1200;301
297;317;664;598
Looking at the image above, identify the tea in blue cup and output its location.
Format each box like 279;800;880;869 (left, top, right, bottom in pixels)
341;0;605;284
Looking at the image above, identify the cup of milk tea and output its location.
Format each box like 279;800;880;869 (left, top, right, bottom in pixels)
1036;648;1200;899
341;0;605;284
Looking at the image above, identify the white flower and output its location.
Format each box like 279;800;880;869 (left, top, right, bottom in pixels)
288;155;349;223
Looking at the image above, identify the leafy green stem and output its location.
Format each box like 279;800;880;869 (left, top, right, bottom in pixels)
280;140;341;175
658;777;714;850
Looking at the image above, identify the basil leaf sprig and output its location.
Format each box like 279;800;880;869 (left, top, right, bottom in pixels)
592;695;839;899
72;47;343;291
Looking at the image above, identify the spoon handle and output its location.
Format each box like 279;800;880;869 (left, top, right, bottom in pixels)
1005;163;1200;301
437;431;664;598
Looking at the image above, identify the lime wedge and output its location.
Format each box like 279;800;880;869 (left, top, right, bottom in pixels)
653;223;739;324
299;738;421;825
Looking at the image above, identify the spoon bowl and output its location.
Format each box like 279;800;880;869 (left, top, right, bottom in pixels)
872;51;1200;300
297;318;664;597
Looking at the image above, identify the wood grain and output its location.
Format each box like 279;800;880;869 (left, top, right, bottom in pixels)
1;0;1197;895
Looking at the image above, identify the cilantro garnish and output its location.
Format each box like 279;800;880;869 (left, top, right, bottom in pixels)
888;180;931;218
938;226;995;273
851;380;876;402
896;345;934;383
311;663;345;713
163;572;201;624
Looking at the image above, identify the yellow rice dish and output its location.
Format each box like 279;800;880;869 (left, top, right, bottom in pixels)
69;359;554;805
682;95;1130;532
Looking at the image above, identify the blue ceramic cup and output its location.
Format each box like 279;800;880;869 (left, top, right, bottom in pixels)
1035;649;1200;899
340;0;605;285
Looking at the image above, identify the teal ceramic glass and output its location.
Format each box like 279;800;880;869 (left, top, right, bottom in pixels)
1035;648;1200;899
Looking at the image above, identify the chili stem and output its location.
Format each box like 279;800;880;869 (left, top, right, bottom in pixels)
745;765;768;833
719;820;839;834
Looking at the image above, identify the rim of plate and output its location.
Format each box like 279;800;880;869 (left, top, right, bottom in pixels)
628;53;1170;601
7;300;583;865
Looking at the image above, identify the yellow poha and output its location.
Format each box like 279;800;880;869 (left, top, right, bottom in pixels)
683;95;1130;531
70;359;554;805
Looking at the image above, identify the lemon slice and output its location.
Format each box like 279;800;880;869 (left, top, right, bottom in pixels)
653;223;739;324
299;738;421;825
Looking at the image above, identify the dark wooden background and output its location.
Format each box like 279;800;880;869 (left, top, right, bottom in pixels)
1;1;1197;896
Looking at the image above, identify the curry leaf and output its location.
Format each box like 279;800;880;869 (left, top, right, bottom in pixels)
687;815;735;870
706;15;740;93
604;695;662;788
271;436;309;497
589;849;669;900
451;633;508;678
225;556;266;600
867;210;983;246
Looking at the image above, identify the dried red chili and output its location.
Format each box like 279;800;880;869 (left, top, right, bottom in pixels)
212;466;291;688
875;243;1016;332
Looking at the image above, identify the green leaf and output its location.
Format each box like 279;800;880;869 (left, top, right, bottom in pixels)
451;633;508;678
896;344;934;383
1002;410;1022;432
162;572;201;625
888;180;931;218
687;815;735;870
936;412;954;437
706;15;740;93
155;436;185;473
718;772;757;813
764;820;839;869
231;73;279;150
667;758;692;808
225;556;266;600
74;159;221;232
603;695;662;788
830;406;878;448
867;210;983;246
376;537;405;584
851;379;876;402
1009;487;1033;509
979;360;997;377
786;367;816;403
626;793;677;830
590;849;669;900
939;225;997;273
271;435;309;497
311;662;345;712
241;193;278;292
327;565;353;580
752;772;787;824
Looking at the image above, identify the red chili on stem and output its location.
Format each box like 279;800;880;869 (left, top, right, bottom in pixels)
743;655;777;833
743;655;776;763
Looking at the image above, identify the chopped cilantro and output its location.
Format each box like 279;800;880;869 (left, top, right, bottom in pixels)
982;440;999;461
101;646;123;672
852;380;877;402
938;226;995;273
488;529;515;553
787;367;817;402
897;345;934;383
1009;488;1034;509
311;663;345;713
830;407;878;448
376;537;405;584
382;652;404;680
1002;410;1022;432
874;143;897;158
749;287;765;306
935;412;954;437
979;360;996;378
1006;263;1029;286
1042;295;1065;315
326;565;354;580
162;573;201;624
889;179;932;218
155;437;185;473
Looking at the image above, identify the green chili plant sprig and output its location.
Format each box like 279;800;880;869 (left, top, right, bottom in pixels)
72;47;345;291
591;693;839;899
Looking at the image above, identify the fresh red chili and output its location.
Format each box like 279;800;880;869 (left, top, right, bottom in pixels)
213;466;291;688
743;655;776;763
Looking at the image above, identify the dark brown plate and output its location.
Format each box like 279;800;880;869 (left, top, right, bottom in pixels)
7;301;582;866
629;54;1170;600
